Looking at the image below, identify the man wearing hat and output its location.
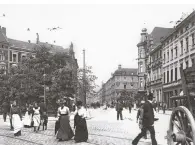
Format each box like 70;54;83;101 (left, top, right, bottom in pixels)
132;93;158;145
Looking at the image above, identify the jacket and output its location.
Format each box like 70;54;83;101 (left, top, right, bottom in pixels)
142;100;154;127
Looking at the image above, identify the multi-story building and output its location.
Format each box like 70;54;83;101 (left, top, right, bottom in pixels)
97;65;138;104
0;26;79;98
162;11;195;108
137;27;173;101
147;27;173;102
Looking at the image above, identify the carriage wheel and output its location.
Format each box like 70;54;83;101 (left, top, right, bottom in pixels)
167;106;195;145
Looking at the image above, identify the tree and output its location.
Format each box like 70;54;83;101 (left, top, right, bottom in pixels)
0;45;77;108
77;66;98;102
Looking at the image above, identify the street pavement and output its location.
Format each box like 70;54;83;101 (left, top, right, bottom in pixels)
0;108;172;145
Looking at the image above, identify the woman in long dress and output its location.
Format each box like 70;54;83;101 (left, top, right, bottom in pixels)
11;101;23;136
33;103;41;132
74;101;88;143
56;101;74;141
23;104;32;128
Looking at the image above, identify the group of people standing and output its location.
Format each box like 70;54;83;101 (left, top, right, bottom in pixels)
55;100;88;143
2;99;89;143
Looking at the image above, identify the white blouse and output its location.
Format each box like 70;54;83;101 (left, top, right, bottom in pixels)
58;106;69;116
76;107;87;118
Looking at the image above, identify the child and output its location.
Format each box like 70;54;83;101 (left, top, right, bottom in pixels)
41;112;48;130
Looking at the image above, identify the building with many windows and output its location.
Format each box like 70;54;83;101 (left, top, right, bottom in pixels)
162;11;195;108
137;27;173;102
97;65;138;104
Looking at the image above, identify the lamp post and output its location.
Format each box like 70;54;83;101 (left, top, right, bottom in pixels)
43;69;46;105
144;73;147;101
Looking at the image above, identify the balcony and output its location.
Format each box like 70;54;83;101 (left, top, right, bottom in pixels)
163;79;182;89
150;78;162;86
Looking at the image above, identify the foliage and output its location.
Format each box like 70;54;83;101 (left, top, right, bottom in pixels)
0;46;77;106
77;66;98;96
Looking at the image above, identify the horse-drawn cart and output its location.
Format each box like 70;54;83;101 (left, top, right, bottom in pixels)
167;66;195;145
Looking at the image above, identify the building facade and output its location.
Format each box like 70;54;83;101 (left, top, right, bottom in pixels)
162;11;195;108
0;26;79;99
97;65;138;105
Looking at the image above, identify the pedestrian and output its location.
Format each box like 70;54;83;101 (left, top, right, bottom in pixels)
163;102;167;114
2;100;10;122
74;100;88;143
11;100;23;136
33;103;41;132
9;101;14;130
116;100;123;120
136;101;147;139
128;101;132;113
41;111;48;130
23;104;32;128
56;100;74;141
132;93;158;145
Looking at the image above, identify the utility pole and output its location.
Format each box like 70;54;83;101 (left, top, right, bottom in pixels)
83;49;86;105
43;68;46;106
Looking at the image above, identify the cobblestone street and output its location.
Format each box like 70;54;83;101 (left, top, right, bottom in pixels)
0;108;171;145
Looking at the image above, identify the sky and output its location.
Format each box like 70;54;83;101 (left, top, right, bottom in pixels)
0;4;195;89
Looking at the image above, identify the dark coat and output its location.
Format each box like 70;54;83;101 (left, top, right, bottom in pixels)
116;102;123;112
142;101;154;127
2;102;10;113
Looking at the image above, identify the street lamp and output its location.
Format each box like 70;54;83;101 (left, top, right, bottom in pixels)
43;70;46;105
144;73;147;101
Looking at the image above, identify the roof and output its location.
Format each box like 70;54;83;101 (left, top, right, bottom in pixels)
114;68;137;76
149;27;174;46
38;42;69;53
7;38;69;53
8;38;38;51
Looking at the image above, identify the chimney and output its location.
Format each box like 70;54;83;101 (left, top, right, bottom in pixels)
28;40;31;43
2;27;6;36
118;64;122;69
36;33;39;44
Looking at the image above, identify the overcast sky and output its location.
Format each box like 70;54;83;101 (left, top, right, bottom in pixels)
0;4;195;89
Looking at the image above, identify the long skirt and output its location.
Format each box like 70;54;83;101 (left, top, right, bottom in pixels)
56;115;74;140
12;114;23;134
23;112;32;126
33;114;40;127
74;114;88;142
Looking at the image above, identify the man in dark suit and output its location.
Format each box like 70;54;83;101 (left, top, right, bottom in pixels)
116;100;123;120
132;93;158;145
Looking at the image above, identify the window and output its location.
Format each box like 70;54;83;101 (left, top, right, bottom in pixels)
186;37;189;52
13;54;17;62
175;46;178;58
186;61;189;68
171;49;173;60
192;33;195;46
180;40;183;55
175;90;178;96
124;76;126;79
186;25;189;31
164;72;166;83
167;51;169;62
140;63;143;72
180;63;183;69
140;78;143;87
0;54;4;61
192;58;195;65
167;71;169;83
181;29;183;35
164;53;166;63
175;67;177;81
160;50;162;58
124;85;126;89
171;69;173;82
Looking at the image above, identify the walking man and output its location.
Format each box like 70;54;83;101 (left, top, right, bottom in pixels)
116;100;123;120
132;93;158;145
2;100;10;122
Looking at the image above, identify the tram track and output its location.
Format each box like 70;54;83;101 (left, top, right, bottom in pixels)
0;127;164;145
